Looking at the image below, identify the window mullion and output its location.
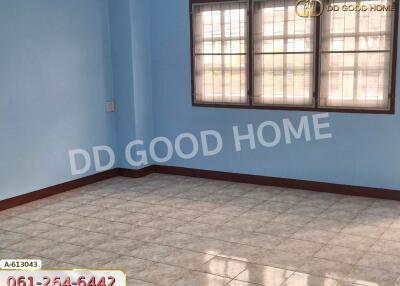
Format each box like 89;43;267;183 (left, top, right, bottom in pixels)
353;5;361;106
248;0;253;106
314;11;321;109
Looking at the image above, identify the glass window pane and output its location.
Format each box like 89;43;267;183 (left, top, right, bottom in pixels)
253;0;314;106
193;2;248;104
319;0;394;109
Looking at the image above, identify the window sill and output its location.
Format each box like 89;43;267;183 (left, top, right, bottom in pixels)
192;102;395;115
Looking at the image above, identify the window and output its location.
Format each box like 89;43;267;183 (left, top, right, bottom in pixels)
192;1;248;104
320;0;394;109
190;0;398;113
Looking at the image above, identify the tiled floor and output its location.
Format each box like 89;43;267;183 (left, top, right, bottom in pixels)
1;174;400;286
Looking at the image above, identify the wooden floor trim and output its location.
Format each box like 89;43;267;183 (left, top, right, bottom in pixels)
1;165;399;211
0;169;119;211
149;165;400;201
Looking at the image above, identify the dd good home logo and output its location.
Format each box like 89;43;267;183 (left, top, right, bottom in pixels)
296;0;324;17
296;0;395;17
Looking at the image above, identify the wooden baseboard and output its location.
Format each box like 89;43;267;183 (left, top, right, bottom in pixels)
149;165;400;201
0;169;119;211
1;165;399;212
116;166;156;178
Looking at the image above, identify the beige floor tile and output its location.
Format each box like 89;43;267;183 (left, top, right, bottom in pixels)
218;243;266;263
199;194;235;204
210;205;249;216
307;192;345;202
255;201;294;213
339;196;376;207
2;174;400;286
64;231;109;247
237;232;283;249
381;227;400;242
142;217;184;230
16;209;55;221
223;217;264;232
277;239;323;256
96;221;134;236
269;193;308;205
194;213;233;226
179;236;229;255
176;221;217;236
353;213;395;228
39;226;82;243
8;237;57;255
305;218;348;233
370;239;400;256
235;263;293;286
341;223;386;239
203;257;248;278
65;217;105;231
135;262;190;286
0;216;30;231
299;258;354;280
115;200;152;212
0;248;27;259
89;208;129;221
328;233;376;251
256;222;301;238
38;242;85;261
281;272;339;286
272;213;313;227
327;202;367;214
0;205;35;217
126;278;158;286
152;231;195;247
13;221;55;236
211;227;247;243
362;206;400;218
291;227;336;244
242;189;281;201
103;255;153;274
285;205;327;217
225;280;259;286
357;253;400;274
174;271;230;286
129;243;178;262
0;231;27;248
163;248;214;270
133;194;170;204
115;212;154;225
297;198;336;209
391;217;400;229
94;238;144;255
314;245;364;265
120;226;165;242
254;250;309;271
63;249;119;268
225;198;262;209
165;208;203;221
319;209;359;222
41;213;83;226
239;209;280;222
343;266;400;286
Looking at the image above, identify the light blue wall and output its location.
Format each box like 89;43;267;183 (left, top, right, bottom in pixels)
1;0;399;201
109;0;154;168
0;0;116;200
109;0;136;168
149;0;400;190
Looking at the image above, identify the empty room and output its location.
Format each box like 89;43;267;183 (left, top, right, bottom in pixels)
1;0;400;285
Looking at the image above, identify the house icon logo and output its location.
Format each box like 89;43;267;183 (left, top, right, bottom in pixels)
295;0;324;17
